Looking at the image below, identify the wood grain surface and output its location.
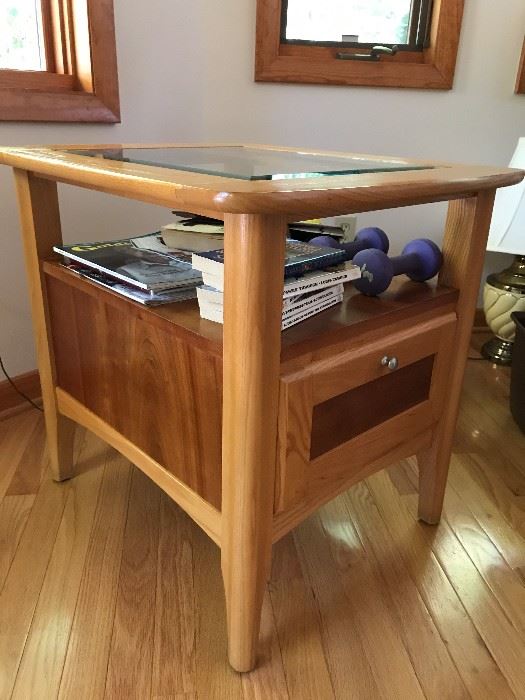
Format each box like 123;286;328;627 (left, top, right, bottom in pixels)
1;350;524;698
45;272;223;509
221;213;287;672
0;144;521;216
14;171;75;481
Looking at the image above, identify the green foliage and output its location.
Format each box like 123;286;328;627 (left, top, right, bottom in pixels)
0;1;44;70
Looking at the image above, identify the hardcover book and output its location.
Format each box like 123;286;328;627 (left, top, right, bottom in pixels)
192;240;346;281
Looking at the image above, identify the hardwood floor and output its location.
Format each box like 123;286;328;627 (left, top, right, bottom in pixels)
1;349;525;699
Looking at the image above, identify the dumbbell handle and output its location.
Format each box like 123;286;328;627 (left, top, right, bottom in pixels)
390;252;421;277
339;239;374;259
309;226;389;260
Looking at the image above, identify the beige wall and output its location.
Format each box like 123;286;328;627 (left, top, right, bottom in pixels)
1;0;525;375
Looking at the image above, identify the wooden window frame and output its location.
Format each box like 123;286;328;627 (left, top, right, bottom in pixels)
0;0;120;122
255;0;465;90
516;37;525;94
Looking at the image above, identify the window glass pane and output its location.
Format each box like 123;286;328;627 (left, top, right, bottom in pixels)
285;0;413;45
0;0;46;70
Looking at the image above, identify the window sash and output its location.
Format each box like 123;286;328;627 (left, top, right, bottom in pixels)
279;0;434;50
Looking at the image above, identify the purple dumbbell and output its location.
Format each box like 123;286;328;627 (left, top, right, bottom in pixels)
309;226;389;260
353;238;443;296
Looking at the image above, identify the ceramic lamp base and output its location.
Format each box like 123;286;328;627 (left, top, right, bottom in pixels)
482;255;525;366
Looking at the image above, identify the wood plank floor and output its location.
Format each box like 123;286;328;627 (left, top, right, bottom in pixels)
1;348;525;699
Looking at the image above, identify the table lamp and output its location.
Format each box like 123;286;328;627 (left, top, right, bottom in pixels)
482;137;525;364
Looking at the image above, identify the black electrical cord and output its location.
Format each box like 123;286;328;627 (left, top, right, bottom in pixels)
0;354;43;412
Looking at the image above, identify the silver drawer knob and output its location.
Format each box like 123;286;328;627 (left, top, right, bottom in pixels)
381;355;398;371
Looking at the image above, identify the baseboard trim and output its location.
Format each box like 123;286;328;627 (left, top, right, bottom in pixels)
0;369;41;415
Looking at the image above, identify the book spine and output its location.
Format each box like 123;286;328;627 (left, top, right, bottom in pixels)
198;284;343;318
281;294;343;330
202;267;359;297
201;272;224;291
284;250;345;278
282;285;343;319
283;266;359;298
199;292;343;329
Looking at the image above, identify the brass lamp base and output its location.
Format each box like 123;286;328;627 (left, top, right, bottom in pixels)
481;336;514;364
482;255;525;366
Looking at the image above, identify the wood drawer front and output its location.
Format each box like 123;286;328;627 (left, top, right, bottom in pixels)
275;313;456;514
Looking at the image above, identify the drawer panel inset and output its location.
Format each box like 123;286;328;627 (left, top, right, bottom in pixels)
310;355;435;459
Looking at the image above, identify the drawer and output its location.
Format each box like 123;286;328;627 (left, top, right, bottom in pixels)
275;312;456;515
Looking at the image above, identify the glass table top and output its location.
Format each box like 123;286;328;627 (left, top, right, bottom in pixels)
70;146;432;181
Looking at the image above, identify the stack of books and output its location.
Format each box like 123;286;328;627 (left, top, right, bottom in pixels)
192;241;361;330
52;219;360;329
53;232;202;305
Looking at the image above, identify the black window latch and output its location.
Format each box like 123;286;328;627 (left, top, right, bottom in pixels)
336;45;399;62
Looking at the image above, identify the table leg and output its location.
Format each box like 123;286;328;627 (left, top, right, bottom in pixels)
14;170;75;481
417;191;496;523
221;213;286;672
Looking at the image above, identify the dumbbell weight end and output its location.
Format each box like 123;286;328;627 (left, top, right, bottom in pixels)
353;238;442;296
309;226;389;260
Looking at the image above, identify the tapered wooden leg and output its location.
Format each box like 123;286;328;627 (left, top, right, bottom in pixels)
221;213;286;672
418;192;496;523
14;170;75;481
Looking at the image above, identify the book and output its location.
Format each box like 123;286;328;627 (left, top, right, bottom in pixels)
197;283;344;321
161;222;225;252
199;290;343;330
64;264;197;305
53;234;202;292
201;261;360;297
161;219;344;249
192;240;346;282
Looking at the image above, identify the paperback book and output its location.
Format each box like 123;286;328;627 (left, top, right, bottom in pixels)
200;261;359;297
199;289;344;330
161;221;225;252
197;283;344;320
160;217;345;250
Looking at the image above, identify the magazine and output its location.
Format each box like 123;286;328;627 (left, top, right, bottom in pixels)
54;233;202;291
64;264;197;305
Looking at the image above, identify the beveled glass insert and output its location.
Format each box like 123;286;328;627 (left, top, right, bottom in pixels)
68;146;432;181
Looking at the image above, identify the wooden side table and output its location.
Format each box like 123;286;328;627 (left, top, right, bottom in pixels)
0;144;522;672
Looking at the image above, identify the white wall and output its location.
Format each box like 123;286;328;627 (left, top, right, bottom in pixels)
1;0;525;376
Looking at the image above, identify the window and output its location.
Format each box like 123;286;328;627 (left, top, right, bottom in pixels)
282;0;431;49
255;0;465;90
0;0;46;71
0;0;120;122
516;37;525;95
